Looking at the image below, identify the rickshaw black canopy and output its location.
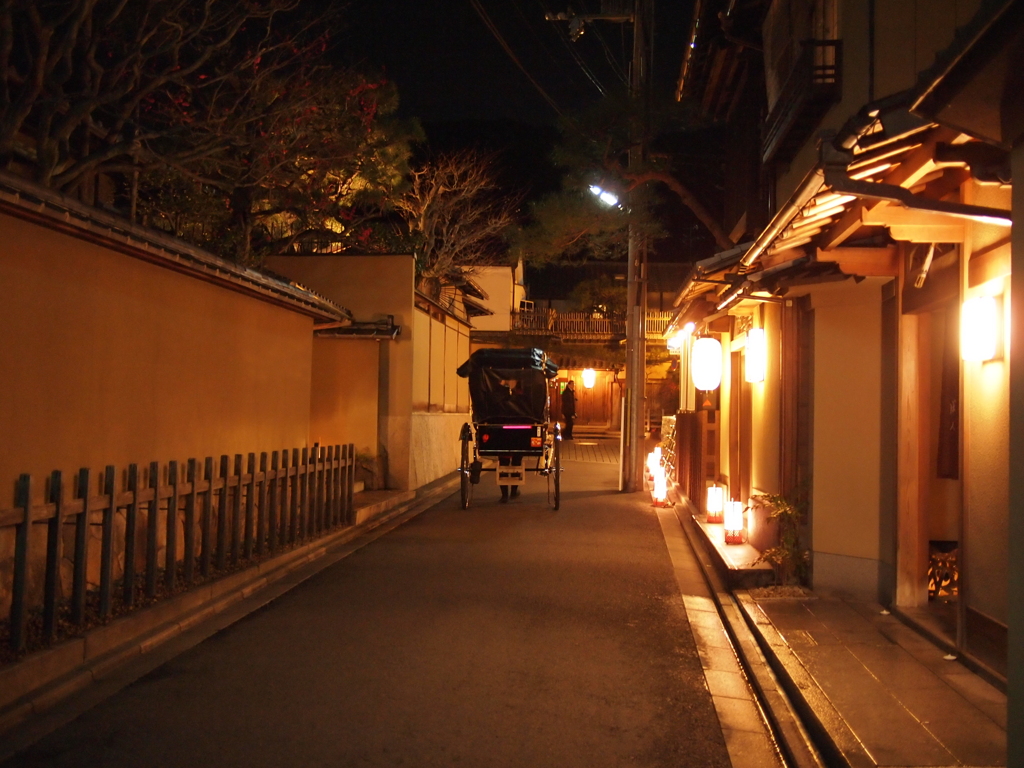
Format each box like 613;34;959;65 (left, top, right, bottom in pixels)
456;348;558;424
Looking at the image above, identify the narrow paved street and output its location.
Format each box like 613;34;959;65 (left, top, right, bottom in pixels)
3;443;738;768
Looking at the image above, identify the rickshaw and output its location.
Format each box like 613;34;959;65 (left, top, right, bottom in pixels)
455;347;562;509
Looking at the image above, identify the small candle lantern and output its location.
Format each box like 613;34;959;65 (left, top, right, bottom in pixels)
706;484;725;523
724;501;745;544
652;465;668;507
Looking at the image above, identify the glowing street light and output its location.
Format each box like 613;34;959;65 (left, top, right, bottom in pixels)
589;184;620;207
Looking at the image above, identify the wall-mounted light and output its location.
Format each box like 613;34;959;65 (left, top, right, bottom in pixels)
582;368;597;389
706;484;724;523
691;336;723;391
666;321;696;351
745;327;766;383
724;501;745;544
961;295;1002;362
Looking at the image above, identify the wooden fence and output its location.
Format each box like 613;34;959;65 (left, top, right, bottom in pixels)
1;443;356;655
511;309;677;341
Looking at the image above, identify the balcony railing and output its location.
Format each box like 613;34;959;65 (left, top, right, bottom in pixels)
762;39;842;164
510;310;675;342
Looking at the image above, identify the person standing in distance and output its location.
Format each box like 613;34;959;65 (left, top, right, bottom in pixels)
561;380;576;440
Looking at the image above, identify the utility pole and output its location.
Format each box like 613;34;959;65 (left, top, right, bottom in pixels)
624;0;650;492
548;0;651;492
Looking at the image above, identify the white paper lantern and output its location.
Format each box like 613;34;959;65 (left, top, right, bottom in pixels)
691;337;723;391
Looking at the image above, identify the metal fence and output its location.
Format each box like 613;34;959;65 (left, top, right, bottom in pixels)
2;443;355;655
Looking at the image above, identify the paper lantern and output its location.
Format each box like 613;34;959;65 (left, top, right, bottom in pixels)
961;295;1001;361
582;368;597;389
691;337;723;391
745;327;766;383
652;466;668;507
724;501;744;544
706;485;725;523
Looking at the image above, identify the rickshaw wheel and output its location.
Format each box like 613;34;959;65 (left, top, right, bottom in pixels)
552;432;561;510
460;429;471;509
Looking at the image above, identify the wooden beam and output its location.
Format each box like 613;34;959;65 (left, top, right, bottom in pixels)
861;205;970;229
761;248;807;270
821;128;960;250
969;236;1012;287
816;246;899;276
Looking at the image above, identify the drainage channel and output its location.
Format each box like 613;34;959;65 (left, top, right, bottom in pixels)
661;502;828;768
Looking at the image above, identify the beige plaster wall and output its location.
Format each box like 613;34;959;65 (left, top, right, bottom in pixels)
962;185;1011;623
751;303;782;496
412;308;431;410
309;338;378;459
265;255;416;489
409;412;465;489
469;266;515;332
1;213;313;499
807;279;886;565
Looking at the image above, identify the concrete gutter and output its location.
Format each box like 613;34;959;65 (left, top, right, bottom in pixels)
672;495;827;768
0;474;459;737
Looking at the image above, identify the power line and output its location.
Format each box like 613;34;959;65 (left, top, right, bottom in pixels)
468;0;566;117
508;0;589;93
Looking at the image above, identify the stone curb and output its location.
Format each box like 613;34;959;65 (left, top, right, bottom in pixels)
673;498;828;768
0;475;459;737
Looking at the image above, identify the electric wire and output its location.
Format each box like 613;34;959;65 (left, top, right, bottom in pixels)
507;0;588;93
468;0;566;117
587;17;630;86
534;0;609;95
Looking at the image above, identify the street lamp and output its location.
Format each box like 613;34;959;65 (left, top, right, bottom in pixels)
589;184;620;208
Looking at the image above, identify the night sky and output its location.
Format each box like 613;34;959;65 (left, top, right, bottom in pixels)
339;0;690;125
336;0;710;264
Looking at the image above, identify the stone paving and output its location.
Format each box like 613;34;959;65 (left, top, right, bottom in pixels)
746;595;1007;767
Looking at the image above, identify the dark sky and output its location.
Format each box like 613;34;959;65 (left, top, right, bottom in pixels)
338;0;691;126
335;1;711;263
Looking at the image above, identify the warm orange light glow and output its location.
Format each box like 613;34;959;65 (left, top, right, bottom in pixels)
745;328;766;383
724;501;744;544
961;295;1001;361
582;368;597;388
706;485;724;523
652;466;668;506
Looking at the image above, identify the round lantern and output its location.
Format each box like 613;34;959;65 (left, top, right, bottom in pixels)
582;368;597;389
691;337;723;391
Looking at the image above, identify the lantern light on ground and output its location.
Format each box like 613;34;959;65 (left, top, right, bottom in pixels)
961;295;1001;361
582;368;597;389
691;337;723;391
652;465;668;507
646;447;662;479
706;484;725;523
745;327;766;383
724;501;745;544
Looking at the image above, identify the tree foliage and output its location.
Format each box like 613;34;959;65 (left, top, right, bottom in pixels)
0;0;302;190
394;150;520;279
517;90;732;265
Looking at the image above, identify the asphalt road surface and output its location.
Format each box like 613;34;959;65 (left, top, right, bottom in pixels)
2;449;732;768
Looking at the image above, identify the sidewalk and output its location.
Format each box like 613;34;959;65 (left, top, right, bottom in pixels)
676;495;1008;767
740;592;1006;767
